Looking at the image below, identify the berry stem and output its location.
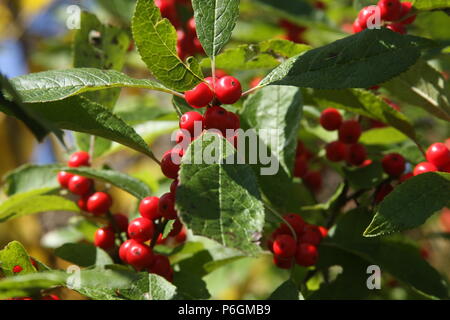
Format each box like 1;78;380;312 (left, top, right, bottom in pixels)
150;218;169;249
88;135;96;160
242;85;262;97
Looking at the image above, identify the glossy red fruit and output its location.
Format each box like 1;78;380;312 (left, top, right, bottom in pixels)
413;162;438;176
186;17;197;36
273;234;297;259
338;120;362;144
353;19;364;33
399;2;416;24
161;149;183;179
357;6;378;29
148;254;172;281
280;213;306;236
87;192;112;216
226;112;240;131
13;265;23;273
111;213;129;232
377;0;402;21
345;143;367;166
170;179;178;196
68;175;93;196
399;172;414;183
273;255;294;269
320;108;342;131
128;217;155;243
386;23;407;34
303;171;322;192
299;225;323;246
68;151;90;167
295;243;319;267
57;171;74;188
169;218;183;237
318;226;328;238
382;153;406;177
294;157;308;178
41;294;60;300
175;228;187;243
204;105;229;134
119;239;137;263
426;143;450;168
215;76;242;104
158;192;177;219
175;129;191;145
374;183;394;204
139;196;161;220
77;194;91;211
179;111;204;137
155;0;179;27
94;227;115;250
127;242;154;270
185;82;214;108
326;141;346;162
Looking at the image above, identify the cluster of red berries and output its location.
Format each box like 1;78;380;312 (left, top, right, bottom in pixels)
414;141;450;176
268;214;327;269
155;0;204;59
353;0;416;35
320;108;367;166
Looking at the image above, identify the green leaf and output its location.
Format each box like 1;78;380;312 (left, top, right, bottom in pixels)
192;0;240;57
359;127;408;145
10;68;174;103
176;133;265;255
162;220;176;239
382;60;450;122
28;96;157;160
413;0;450;10
119;273;177;300
268;280;302;300
63;167;151;200
74;11;130;109
343;161;384;190
3;164;62;196
0;74;63;142
255;0;315;18
172;95;199;117
55;243;113;268
201;39;310;70
0;189;79;223
0;241;36;277
0;271;67;299
41;227;84;249
240;85;303;210
303;88;417;143
260;29;423;89
132;0;203;91
364;172;450;237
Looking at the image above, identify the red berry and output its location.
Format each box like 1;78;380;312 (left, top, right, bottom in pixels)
399;2;416;24
41;294;60;300
179;111;204;137
226;112;240;131
338;120;362;144
94;227;115;250
119;239;137;263
374;183;394;204
413;162;438;176
168;218;183;237
155;0;179;27
280;213;306;236
320;108;342;131
128;217;155;242
68;175;93;196
296;141;306;157
87;192;112;216
127;242;154;270
299;225;323;246
111;213;129;232
273;234;297;259
326;141;346;162
294;157;308;178
353;19;364;33
215;76;242;105
426;143;450;168
175;129;191;145
68;151;90;167
77;194;91;211
186;17;197;36
148;254;172;281
175;228;187;243
185;82;214;108
170;179;178;196
295;243;319;267
13;265;23;274
57;171;74;189
382;153;406;177
357;6;378;29
139;196;161;220
399;172;414;183
158;192;177;219
161;149;183;179
273;255;294;269
386;23;407;34
317;226;328;238
377;0;402;21
204;105;229;134
345;143;367;166
441;162;450;173
303;171;322;192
